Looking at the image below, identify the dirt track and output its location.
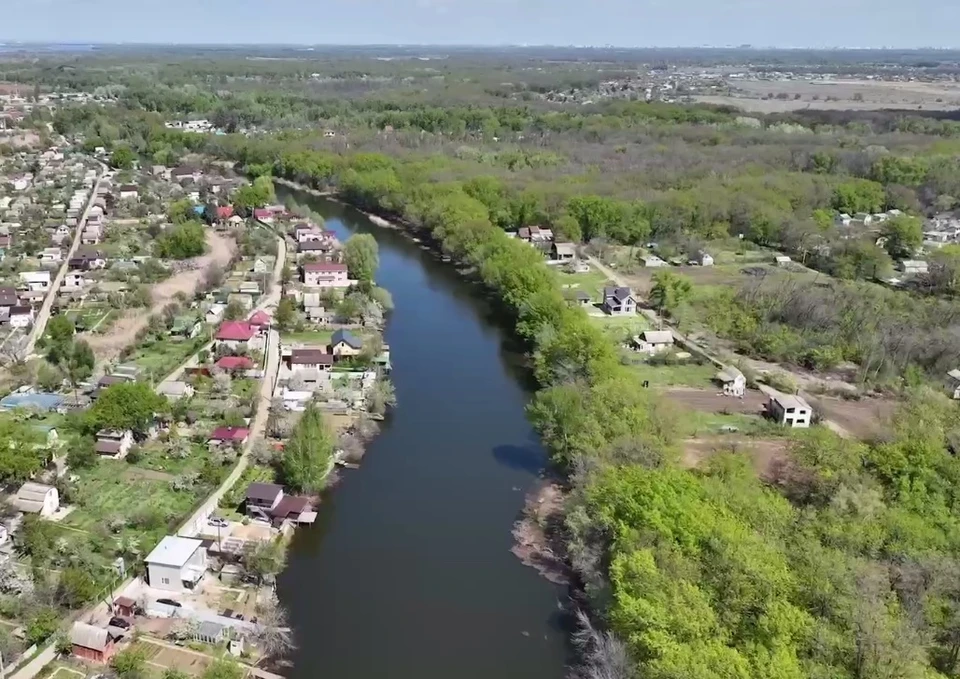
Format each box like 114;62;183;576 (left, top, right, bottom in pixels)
84;231;236;363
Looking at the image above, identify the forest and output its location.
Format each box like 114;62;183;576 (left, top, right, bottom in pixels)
27;51;960;678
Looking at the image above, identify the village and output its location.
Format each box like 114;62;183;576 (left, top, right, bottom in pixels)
0;125;395;679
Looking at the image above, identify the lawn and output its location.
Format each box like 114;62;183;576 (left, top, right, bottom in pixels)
623;357;720;388
556;266;612;301
66;306;116;333
591;314;653;344
136;440;215;476
678;410;783;438
132;335;209;380
281;329;333;346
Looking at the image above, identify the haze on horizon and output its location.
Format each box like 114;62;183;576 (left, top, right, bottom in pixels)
3;0;958;50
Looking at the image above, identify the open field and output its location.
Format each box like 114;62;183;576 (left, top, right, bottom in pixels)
805;393;895;440
681;435;792;480
694;78;960;113
556;267;611;301
86;231;236;363
131;639;217;677
280;329;333;346
66;306;117;333
629;361;720;389
663;386;769;416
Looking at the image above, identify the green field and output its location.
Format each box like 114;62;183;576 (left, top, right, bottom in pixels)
281;329;334;346
623;358;719;388
65;307;116;333
678;411;782;438
556;266;612;301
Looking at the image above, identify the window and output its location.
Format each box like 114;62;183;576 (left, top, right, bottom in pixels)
161;577;170;585
785;418;794;426
786;407;795;413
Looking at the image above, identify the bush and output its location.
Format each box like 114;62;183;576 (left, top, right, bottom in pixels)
156;221;207;259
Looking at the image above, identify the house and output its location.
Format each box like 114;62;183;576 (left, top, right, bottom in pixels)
81;224;101;244
551;242;577;261
290;348;334;371
39;247;62;264
302;262;350;288
252;258;269;274
95;429;134;459
215;321;256;350
157;380;194;401
238;281;261;296
69;250;107;270
699;252;715;266
248;310;271;331
245;482;285;516
9;306;33;328
774;255;792;266
61;272;86;291
330;329;363;358
900;260;928;275
566;290;592;307
271;495;315;525
19;271;50;291
517;226;553;243
216;205;235;221
253;208;274;223
118;184;139;200
70;622;118;664
716;367;746;397
194;621;227;646
767;393;813;428
145;536;207;592
631;330;674;354
946;369;960;399
205;304;226;324
297;240;333;258
170;315;202;339
15;482;59;517
171;165;202;182
216;355;255;372
209;426;250;447
640;255;667;268
0;287;17;308
602;286;637;316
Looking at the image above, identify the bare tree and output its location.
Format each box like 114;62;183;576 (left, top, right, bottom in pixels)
252;592;295;663
568;609;633;679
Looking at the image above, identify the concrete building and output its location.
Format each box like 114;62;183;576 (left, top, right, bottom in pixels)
768;393;812;428
145;536;207;592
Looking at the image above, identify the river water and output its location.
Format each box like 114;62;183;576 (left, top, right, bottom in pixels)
275;191;568;679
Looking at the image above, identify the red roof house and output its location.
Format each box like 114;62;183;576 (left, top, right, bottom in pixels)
216;206;234;220
216;355;255;371
248;310;271;329
215;321;255;342
253;208;273;222
209;426;250;445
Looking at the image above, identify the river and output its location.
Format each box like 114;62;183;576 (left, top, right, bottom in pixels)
275;191;569;679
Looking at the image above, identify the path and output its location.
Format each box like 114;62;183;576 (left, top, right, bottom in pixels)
585;255;855;438
10;233;287;679
24;163;107;358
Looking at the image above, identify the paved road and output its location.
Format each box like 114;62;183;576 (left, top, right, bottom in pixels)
24;164;107;358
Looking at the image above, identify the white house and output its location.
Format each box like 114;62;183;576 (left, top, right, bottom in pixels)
717;367;746;397
95;429;134;459
19;271;51;292
947;369;960;400
39;247;63;264
602;286;637;316
15;482;59;517
145;536;207;592
768;393;813;428
157;380;194;401
9;306;34;329
631;330;674;354
774;255;792;266
302;262;350;289
118;185;139;201
900;260;928;275
640;255;667;268
699;252;714;266
61;272;86;291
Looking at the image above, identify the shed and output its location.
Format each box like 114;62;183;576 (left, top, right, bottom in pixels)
195;621;226;645
70;622;117;663
15;482;59;517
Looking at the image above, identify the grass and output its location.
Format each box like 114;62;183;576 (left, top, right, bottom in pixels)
66;306;116;333
131;334;210;380
590;314;653;343
679;411;783;438
623;358;720;388
281;329;333;345
136;440;214;476
555;266;612;301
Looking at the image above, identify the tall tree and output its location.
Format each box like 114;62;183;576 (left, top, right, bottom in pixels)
279;403;333;492
342;234;379;283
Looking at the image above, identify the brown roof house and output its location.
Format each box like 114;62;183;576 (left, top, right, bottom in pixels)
70;622;119;664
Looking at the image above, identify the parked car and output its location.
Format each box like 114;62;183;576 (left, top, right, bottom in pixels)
108;617;131;629
208;516;229;528
156;598;182;608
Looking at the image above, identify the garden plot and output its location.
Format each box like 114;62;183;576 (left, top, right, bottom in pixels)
65;305;117;333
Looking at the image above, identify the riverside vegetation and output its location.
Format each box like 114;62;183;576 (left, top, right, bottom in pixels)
32;49;960;678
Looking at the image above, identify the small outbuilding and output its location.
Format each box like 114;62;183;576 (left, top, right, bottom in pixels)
70;622;118;664
15;482;59;517
716;367;746;397
767;393;813;428
631;330;674;354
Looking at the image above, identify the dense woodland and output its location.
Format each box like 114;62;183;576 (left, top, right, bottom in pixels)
23;51;960;678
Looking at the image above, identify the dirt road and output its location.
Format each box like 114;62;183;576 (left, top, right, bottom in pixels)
84;230;237;363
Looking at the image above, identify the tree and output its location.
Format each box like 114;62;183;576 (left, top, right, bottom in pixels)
252;592;295;662
365;378;397;416
274;296;297;331
45;314;75;364
224;300;246;321
882;214;923;260
110;146;135;170
167;198;195;225
25;607;59;645
65;339;95;397
156;220;207;259
0;418;47;483
88;381;167;435
242;538;287;585
201;659;244;679
56;566;99;608
111;647;148;679
279;403;333;492
36;362;63;392
343;234;379;283
649;271;693;317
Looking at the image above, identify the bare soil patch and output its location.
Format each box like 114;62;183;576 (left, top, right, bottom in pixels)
84;231;236;363
512;479;569;585
804;394;895;441
682;436;791;480
663;386;768;416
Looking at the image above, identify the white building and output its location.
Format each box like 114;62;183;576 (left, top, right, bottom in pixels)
717;367;746;397
145;536;207;592
15;482;59;517
768;393;812;428
19;271;50;292
631;330;674;355
302;262;351;289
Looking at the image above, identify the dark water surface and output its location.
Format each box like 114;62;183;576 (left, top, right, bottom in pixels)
275;191;568;679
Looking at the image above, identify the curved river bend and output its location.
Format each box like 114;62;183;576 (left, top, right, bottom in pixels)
275;191;568;679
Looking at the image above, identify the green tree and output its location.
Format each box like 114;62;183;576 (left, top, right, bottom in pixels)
882;214;923;260
343;233;379;283
649;270;693;317
45;314;75;364
167;198;195;225
274;296;297;331
25;607;59;645
224;300;246;321
0;418;46;483
110;146;135;170
201;660;244;679
279;403;333;492
111;647;148;679
65;339;95;395
56;566;99;609
156;221;207;259
88;381;167;435
242;538;287;585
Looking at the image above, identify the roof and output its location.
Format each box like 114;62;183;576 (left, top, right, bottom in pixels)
640;330;673;345
948;369;960;382
553;242;577;255
210;426;250;442
246;482;284;502
0;393;64;411
145;535;204;568
216;206;234;219
215;321;255;342
603;286;633;302
95;440;121;454
331;329;362;349
197;621;225;639
303;262;347;273
298;240;330;252
272;495;311;518
119;184;138;192
70;622;110;652
771;393;811;411
18;482;54;502
717;366;745;382
216;356;254;371
291;349;333;366
158;381;189;396
248;310;271;326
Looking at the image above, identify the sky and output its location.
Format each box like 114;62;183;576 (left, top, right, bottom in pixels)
3;0;960;49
